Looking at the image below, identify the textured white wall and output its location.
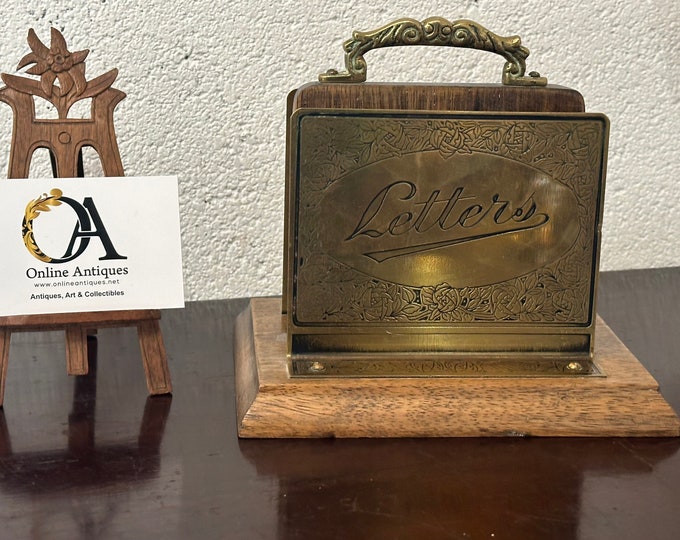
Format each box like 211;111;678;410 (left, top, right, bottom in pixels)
1;0;678;300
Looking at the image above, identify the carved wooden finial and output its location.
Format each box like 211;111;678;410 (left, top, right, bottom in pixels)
0;28;125;178
2;28;119;120
18;28;90;98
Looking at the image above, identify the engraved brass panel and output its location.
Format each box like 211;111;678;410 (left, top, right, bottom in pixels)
286;109;609;375
314;151;579;291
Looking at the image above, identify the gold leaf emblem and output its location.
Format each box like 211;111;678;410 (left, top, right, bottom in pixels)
22;188;63;262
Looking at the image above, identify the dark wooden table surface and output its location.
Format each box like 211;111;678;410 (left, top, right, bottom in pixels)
0;268;678;539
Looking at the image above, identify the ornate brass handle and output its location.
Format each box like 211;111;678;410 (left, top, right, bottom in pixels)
319;17;547;86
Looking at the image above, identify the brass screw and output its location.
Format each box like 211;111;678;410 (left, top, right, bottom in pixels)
566;361;583;372
309;361;326;373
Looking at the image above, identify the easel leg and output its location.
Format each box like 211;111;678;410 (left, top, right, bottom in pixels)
0;328;10;407
137;320;172;395
65;325;89;375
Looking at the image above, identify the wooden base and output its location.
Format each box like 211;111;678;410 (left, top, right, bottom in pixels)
235;297;680;438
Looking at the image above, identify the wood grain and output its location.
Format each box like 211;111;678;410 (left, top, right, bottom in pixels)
235;297;680;438
0;86;125;178
0;309;160;329
137;319;172;395
65;325;89;375
292;83;585;113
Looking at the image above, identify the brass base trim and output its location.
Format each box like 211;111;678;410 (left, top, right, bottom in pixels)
291;355;602;378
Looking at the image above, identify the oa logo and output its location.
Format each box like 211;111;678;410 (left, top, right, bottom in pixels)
22;188;127;263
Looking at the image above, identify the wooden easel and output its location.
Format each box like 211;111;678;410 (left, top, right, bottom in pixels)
0;28;172;406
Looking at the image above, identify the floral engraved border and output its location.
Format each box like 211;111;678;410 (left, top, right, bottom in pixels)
295;114;605;324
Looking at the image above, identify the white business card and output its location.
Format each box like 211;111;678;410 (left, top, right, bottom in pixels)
0;176;184;316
